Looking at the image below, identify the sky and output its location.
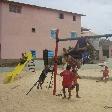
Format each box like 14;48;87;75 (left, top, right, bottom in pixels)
11;0;112;34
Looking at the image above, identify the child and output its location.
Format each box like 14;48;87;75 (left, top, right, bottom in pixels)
67;55;81;70
37;65;53;89
62;48;68;69
60;65;73;99
71;69;81;98
20;53;27;64
102;66;109;82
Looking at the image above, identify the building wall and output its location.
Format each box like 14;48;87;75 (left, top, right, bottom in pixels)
99;46;103;62
0;2;1;41
1;2;81;59
109;45;112;58
99;45;112;62
0;2;2;59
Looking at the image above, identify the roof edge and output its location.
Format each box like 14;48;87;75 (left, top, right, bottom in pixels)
1;0;86;16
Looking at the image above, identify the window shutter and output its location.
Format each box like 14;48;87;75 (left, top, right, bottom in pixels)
50;29;57;39
71;32;77;38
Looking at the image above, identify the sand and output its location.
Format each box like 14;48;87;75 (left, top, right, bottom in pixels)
0;66;112;112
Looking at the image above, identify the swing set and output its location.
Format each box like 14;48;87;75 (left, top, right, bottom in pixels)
53;29;112;95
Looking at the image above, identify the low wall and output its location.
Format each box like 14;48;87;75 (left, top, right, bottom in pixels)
0;59;20;67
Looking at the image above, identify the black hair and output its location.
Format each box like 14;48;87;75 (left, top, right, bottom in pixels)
66;64;71;70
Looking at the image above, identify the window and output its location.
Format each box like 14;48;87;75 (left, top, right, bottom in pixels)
48;50;54;58
103;50;109;58
50;29;57;39
32;28;36;33
59;13;64;19
73;15;76;21
9;3;22;13
31;50;37;58
71;32;77;38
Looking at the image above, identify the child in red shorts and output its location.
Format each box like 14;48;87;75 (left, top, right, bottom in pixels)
102;66;109;82
60;65;73;99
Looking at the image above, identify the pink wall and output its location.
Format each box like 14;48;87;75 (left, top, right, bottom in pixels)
0;2;2;59
1;2;81;59
0;2;2;42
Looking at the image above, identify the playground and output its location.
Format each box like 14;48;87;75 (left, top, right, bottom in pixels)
0;0;112;111
0;31;112;112
0;64;112;112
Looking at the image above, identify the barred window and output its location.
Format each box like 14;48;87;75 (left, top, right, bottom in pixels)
73;15;76;21
32;28;36;33
59;13;64;19
9;3;22;13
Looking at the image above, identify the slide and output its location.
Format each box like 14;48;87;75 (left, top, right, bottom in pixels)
4;52;33;83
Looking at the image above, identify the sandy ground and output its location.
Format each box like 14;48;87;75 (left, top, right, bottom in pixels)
0;66;112;112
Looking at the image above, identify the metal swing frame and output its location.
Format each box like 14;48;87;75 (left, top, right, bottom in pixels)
53;29;112;95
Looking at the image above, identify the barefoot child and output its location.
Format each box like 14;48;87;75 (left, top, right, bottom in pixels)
71;69;81;98
37;65;53;89
102;66;109;82
60;65;73;99
20;53;27;64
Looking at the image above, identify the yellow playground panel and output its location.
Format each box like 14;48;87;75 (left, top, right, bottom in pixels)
4;52;33;84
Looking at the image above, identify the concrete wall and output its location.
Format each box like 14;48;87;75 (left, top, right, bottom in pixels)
99;46;103;62
99;45;112;62
0;2;81;59
109;45;112;58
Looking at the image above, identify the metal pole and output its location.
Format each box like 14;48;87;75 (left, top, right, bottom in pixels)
53;29;59;95
52;33;112;95
59;34;112;42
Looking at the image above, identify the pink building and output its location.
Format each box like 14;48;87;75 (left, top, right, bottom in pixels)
0;0;84;59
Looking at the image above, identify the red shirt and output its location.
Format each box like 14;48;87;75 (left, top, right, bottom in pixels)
61;70;73;88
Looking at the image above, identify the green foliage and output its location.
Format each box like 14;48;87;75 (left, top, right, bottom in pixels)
87;45;95;63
